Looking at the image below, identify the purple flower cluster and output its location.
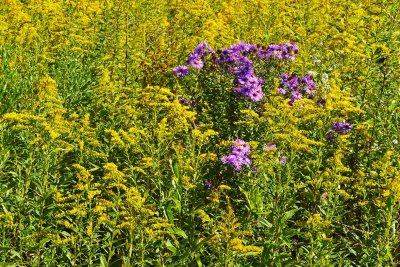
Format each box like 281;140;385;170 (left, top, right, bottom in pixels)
332;122;353;134
215;42;298;102
216;43;264;101
277;73;317;105
326;121;353;142
172;42;215;76
172;65;189;77
204;180;212;189
172;41;300;102
264;143;276;151
179;97;196;106
221;139;251;171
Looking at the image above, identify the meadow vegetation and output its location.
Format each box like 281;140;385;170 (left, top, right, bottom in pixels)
0;0;400;266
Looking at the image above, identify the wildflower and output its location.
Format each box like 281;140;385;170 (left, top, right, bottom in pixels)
291;90;303;100
249;88;264;102
173;41;301;102
204;180;212;189
280;156;287;165
332;122;353;134
264;143;276;151
187;54;204;69
232;139;250;154
221;139;251;171
179;97;187;104
172;65;189;77
193;41;215;56
277;88;286;95
279;72;317;105
178;97;196;106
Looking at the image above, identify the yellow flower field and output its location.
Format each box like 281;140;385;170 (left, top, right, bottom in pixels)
0;0;399;265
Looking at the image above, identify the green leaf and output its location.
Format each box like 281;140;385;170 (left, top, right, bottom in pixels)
195;253;203;267
165;239;177;253
259;218;273;228
99;255;108;267
167;226;188;239
281;208;299;224
170;158;182;196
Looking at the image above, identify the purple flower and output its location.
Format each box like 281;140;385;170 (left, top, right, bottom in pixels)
204;180;212;189
264;143;276;151
173;41;302;103
179;97;187;104
187;54;204;69
221;139;252;171
278;88;286;95
305;86;316;95
232;139;251;154
332;122;353;134
172;65;189;77
179;97;196;106
279;72;317;105
291;90;303;100
249;88;264;102
194;41;215;56
280;156;287;165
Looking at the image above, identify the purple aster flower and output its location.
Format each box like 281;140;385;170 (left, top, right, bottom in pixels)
232;139;251;154
305;86;316;95
247;74;260;85
232;65;253;76
332;122;353;134
194;41;215;56
187;54;204;69
204;180;212;189
249;88;264;102
288;77;300;90
221;139;252;171
240;85;252;96
291;90;303;100
279;72;318;105
278;88;286;95
172;65;189;77
179;97;187;104
264;143;277;151
192;59;204;69
257;48;269;58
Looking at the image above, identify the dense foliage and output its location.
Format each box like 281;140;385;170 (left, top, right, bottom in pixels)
1;0;400;266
